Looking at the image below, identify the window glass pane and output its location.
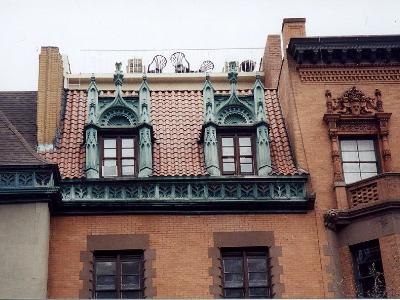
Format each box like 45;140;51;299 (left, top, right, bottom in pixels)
248;258;267;272
341;140;357;151
222;147;234;156
223;163;235;172
240;157;253;164
239;137;251;146
224;288;244;298
121;261;140;275
121;275;140;289
223;258;243;273
121;291;141;299
104;160;116;167
122;166;135;176
360;163;377;173
122;159;135;166
240;146;252;156
249;287;269;297
96;275;116;290
222;138;234;147
343;163;360;173
104;148;116;158
122;148;134;157
342;151;359;162
104;139;116;148
359;151;376;162
103;165;117;177
240;164;253;173
344;172;361;184
357;140;374;151
361;172;378;180
249;272;267;287
224;273;244;288
122;138;134;148
223;157;234;163
96;261;116;275
96;291;117;299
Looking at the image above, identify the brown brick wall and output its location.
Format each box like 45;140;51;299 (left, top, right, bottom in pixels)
380;234;400;297
338;246;357;297
263;35;282;89
48;214;327;298
276;23;400;295
37;46;64;146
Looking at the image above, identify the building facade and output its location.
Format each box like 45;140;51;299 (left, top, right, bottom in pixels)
0;18;400;298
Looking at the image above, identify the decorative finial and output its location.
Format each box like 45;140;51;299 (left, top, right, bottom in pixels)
115;62;122;72
142;74;147;82
205;73;210;81
90;73;96;83
113;62;124;87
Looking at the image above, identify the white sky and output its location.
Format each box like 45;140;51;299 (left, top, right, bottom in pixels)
1;0;400;90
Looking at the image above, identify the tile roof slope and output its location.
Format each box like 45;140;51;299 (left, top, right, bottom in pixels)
264;90;298;175
42;91;86;178
0;110;51;166
42;89;300;178
0;91;38;147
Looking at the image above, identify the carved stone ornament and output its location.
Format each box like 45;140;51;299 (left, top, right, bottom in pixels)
323;87;392;181
325;87;384;115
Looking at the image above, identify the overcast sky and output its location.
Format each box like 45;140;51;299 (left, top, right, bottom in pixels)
1;0;400;90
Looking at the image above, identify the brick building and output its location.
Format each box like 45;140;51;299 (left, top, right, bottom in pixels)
0;18;400;298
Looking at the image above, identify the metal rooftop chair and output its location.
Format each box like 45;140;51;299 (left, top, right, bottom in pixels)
148;55;167;73
170;52;190;73
240;60;256;72
198;60;214;72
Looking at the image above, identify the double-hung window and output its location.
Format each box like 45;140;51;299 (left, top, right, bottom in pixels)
220;134;255;175
340;139;378;184
94;252;144;299
221;248;272;298
101;136;136;177
350;240;386;298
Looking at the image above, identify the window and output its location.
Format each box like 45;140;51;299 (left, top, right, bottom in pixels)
101;136;136;177
340;139;378;184
94;252;144;299
220;135;255;175
350;240;386;298
221;248;272;298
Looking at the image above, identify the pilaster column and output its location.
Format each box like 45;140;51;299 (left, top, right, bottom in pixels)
85;75;99;178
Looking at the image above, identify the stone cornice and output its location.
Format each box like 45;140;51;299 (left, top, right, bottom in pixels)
288;36;400;65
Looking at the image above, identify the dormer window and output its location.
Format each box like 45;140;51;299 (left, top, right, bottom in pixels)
220;134;255;175
101;136;137;177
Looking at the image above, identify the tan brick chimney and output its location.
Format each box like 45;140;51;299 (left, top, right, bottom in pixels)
281;18;306;53
263;35;282;89
37;46;64;150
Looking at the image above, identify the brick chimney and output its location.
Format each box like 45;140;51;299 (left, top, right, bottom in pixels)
37;46;64;150
262;35;282;89
281;18;306;53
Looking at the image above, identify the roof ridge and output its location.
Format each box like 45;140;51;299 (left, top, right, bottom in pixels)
0;110;52;166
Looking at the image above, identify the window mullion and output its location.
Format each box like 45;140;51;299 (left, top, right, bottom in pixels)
116;255;121;298
234;136;240;175
243;251;249;298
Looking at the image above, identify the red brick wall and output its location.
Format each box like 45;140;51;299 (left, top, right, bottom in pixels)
277;52;400;297
48;214;327;298
380;234;400;297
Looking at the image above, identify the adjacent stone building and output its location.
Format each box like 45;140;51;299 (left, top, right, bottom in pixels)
1;18;400;298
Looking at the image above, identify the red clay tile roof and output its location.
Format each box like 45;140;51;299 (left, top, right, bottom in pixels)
0;110;51;166
0;91;38;147
41;88;301;179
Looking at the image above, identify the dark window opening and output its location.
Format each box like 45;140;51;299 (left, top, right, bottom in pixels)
340;139;378;184
350;240;386;298
221;248;272;298
94;252;144;299
101;136;137;177
219;134;255;175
